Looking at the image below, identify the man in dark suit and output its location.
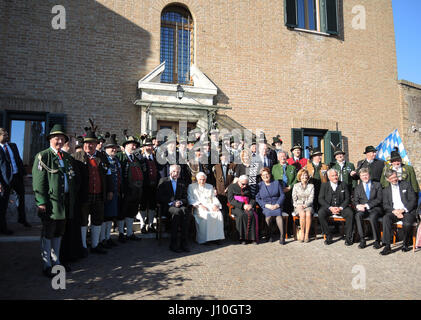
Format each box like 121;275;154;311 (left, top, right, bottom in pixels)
157;164;191;253
0;128;31;235
380;169;418;255
353;168;383;249
351;146;385;183
318;168;354;246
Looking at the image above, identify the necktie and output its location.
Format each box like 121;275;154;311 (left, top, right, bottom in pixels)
365;183;370;200
3;145;11;162
57;151;63;160
282;165;288;185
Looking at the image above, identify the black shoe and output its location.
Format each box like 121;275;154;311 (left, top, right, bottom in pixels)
358;240;366;249
118;233;126;243
214;240;222;245
380;245;392;256
18;220;32;228
169;245;183;253
345;239;353;246
373;241;382;249
107;238;118;247
127;234;142;241
101;240;112;249
42;267;54;278
401;245;411;252
279;239;286;245
0;228;14;235
91;246;107;254
324;235;333;245
141;226;147;234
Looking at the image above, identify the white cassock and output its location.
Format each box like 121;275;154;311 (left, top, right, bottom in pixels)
187;183;225;244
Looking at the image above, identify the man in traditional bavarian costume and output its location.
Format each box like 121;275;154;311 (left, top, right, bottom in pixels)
99;133;121;248
303;147;328;212
116;135;145;241
329;147;357;193
380;149;419;195
32;124;76;277
139;136;160;233
287;144;308;171
73;129;113;255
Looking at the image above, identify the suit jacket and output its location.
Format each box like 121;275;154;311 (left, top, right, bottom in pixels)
353;181;383;210
318;181;350;210
32;148;77;220
0;142;25;186
380;164;420;194
271;163;297;188
354;158;385;183
213;163;236;196
157;177;188;209
382;180;417;214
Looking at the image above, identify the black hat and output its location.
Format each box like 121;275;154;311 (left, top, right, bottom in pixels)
307;146;323;158
96;134;106;143
290;144;303;152
389;149;402;162
122;135;140;148
143;136;154;146
83;128;98;143
272;135;283;146
47;124;69;143
334;149;346;157
103;133;119;149
331;142;345;157
363;146;377;154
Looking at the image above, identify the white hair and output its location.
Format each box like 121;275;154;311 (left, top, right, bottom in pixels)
196;171;207;180
327;168;338;176
238;175;249;182
169;164;181;173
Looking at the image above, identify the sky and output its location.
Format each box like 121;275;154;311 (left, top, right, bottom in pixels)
392;0;421;84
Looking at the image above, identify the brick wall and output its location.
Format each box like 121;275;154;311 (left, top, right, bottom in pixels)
1;0;402;167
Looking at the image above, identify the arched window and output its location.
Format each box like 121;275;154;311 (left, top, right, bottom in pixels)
160;5;193;84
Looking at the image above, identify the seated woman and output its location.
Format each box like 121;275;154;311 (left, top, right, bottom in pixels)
292;169;314;243
227;175;259;244
187;172;225;245
256;168;286;245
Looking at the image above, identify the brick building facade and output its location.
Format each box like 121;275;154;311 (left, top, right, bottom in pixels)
0;0;418;189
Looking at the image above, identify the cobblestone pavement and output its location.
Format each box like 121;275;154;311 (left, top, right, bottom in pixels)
0;224;420;300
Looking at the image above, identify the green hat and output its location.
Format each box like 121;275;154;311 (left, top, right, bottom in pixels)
122;135;140;148
334;149;346;157
47;124;69;143
310;148;323;158
389;150;402;162
103;133;119;149
272;135;283;146
290;144;303;152
363;146;377;154
83;128;98;143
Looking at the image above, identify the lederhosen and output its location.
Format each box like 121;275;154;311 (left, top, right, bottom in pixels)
121;155;144;219
141;154;158;211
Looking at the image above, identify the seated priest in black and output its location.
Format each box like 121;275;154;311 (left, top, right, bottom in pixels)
157;164;191;253
353;168;383;249
318;168;354;246
380;169;418;255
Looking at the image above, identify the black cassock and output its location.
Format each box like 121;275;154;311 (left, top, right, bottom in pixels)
227;183;259;241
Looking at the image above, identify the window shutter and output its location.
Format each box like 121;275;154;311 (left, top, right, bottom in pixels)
291;128;304;149
324;130;342;165
46;113;67;134
285;0;298;28
325;0;338;35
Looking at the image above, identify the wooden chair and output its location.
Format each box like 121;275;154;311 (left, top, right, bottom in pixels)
323;215;346;240
292;212;319;240
392;220;418;253
361;216;384;242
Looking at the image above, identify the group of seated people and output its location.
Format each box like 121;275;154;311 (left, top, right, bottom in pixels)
157;137;420;257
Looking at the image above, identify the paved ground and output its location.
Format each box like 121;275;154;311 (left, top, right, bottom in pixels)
0;221;420;301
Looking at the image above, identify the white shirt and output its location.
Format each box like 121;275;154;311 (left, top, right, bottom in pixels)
330;182;338;191
391;183;407;212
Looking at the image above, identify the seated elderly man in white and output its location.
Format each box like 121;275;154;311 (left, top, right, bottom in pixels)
188;172;225;245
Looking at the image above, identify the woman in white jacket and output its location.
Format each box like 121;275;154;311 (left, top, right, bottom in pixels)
188;172;225;244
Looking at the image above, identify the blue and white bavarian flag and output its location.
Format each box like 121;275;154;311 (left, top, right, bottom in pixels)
376;129;411;165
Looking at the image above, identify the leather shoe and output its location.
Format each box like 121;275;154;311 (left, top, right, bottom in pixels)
279;239;286;245
118;233;126;243
42;267;54;278
127;234;142;241
345;239;353;246
358;240;366;249
401;245;411;252
324;235;333;245
169;245;183;253
19;220;32;228
373;241;382;249
91;246;107;254
380;245;392;256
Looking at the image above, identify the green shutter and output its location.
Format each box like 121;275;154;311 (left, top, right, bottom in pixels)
285;0;298;28
291;128;304;149
324;130;342;165
319;0;327;33
325;0;338;35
